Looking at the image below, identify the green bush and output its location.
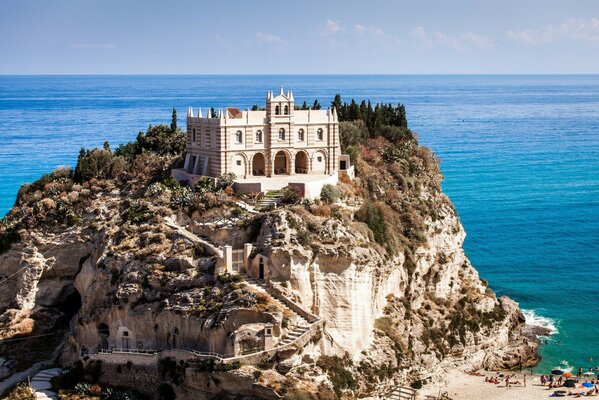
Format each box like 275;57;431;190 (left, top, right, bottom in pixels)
123;201;153;224
281;186;301;204
320;184;340;204
357;202;387;245
193;177;216;195
316;355;356;398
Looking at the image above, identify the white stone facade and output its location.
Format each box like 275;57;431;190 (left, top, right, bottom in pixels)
180;87;343;180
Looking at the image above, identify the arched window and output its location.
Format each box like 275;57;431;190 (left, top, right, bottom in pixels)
317;128;324;141
275;105;280;115
284;105;289;115
255;130;263;143
298;129;304;141
235;130;243;144
278;128;285;140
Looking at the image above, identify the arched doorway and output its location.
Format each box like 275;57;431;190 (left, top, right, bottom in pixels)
231;153;246;178
273;151;289;175
313;150;327;174
252;153;265;176
97;323;110;350
295;151;309;174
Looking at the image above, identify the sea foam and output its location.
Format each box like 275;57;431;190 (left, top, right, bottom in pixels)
522;309;558;337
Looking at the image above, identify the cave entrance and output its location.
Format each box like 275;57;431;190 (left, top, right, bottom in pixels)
97;323;110;350
53;283;82;325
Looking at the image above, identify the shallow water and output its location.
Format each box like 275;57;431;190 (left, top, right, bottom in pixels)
1;75;598;372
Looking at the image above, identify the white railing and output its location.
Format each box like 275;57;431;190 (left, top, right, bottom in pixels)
98;348;159;356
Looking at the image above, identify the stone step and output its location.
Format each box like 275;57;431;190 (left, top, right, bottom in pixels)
31;381;53;391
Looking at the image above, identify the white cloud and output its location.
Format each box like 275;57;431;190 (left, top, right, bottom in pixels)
507;18;599;46
434;31;463;51
256;31;286;45
353;24;400;44
324;19;341;35
69;43;115;49
462;31;495;49
409;26;433;48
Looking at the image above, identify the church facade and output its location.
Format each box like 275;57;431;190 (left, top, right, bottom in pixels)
181;88;347;180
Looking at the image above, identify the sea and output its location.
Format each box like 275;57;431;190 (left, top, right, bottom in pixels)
0;75;598;373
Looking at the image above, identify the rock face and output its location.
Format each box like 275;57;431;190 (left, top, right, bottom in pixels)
0;134;539;399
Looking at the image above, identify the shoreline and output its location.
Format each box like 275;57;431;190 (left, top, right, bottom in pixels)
419;369;599;400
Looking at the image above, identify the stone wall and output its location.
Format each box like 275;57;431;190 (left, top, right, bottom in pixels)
92;359;161;399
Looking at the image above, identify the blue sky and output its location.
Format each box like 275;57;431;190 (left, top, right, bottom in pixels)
1;0;599;74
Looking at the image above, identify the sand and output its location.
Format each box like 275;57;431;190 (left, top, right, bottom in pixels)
417;370;598;400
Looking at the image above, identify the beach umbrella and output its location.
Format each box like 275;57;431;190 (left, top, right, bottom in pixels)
563;372;574;378
584;372;595;376
552;369;564;375
564;380;577;388
582;382;594;388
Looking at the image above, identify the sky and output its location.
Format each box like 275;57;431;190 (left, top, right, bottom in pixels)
1;0;599;74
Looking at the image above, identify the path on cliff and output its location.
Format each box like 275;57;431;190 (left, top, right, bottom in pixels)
30;368;61;400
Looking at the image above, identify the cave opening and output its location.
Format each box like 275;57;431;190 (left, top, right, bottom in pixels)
55;283;82;324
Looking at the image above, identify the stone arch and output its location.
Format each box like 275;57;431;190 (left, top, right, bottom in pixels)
231;153;247;178
273;150;290;175
97;323;110;350
295;150;309;174
312;149;328;174
252;153;266;176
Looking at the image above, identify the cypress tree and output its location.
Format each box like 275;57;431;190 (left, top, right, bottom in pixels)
312;99;321;110
170;107;177;132
331;94;342;116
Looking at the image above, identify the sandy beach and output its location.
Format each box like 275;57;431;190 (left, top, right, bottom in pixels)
418;370;599;400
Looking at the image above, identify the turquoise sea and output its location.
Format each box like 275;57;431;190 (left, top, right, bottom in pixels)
1;75;598;372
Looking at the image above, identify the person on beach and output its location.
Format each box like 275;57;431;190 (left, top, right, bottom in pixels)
505;375;510;388
541;375;547;386
578;367;583;378
523;375;527;387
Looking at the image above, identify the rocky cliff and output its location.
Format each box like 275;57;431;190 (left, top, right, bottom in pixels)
0;123;539;399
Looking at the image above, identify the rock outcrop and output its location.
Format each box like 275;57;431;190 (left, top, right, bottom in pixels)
0;126;539;399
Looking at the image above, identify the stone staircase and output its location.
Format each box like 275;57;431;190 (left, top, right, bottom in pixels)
240;273;312;345
255;193;281;210
30;368;62;400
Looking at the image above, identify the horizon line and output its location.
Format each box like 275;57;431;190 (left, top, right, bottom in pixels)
1;73;599;77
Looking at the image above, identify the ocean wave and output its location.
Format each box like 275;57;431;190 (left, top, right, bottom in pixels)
554;360;573;373
522;309;558;336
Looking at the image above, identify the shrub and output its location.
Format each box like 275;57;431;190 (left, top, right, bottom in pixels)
170;187;194;209
356;202;387;246
194;177;216;195
320;184;340;204
281;186;301;204
216;172;236;190
317;355;357;398
158;383;176;400
123;201;153;224
217;273;242;284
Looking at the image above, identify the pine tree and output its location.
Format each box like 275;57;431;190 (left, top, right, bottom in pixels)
312;99;321;110
301;101;308;110
170;107;177;132
210;107;217;118
348;99;360;121
103;141;111;151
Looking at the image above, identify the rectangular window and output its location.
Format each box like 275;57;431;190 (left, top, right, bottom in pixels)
317;156;322;162
236;160;241;166
192;128;196;142
206;129;211;148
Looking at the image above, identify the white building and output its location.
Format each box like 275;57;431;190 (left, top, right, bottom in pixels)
172;87;352;198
